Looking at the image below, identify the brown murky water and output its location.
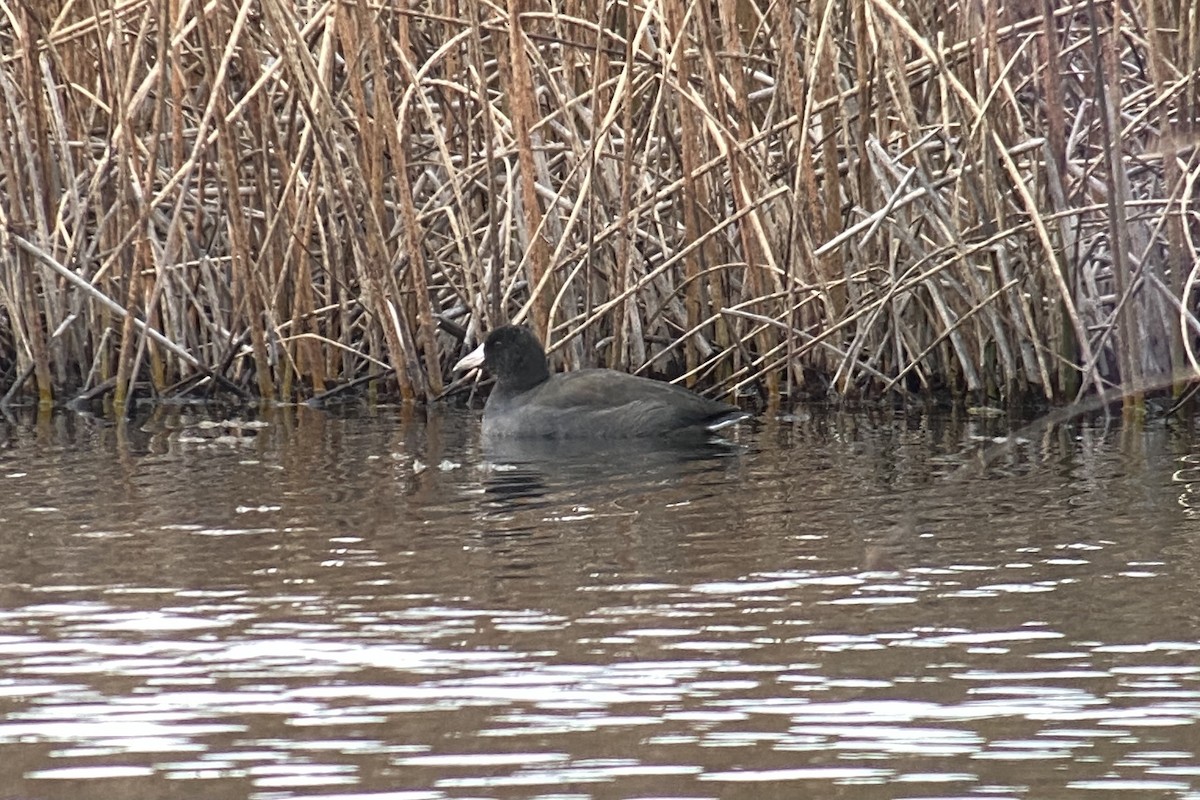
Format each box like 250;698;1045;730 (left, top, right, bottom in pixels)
1;404;1199;799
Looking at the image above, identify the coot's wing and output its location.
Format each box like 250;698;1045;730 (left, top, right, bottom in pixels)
507;370;743;436
541;369;730;409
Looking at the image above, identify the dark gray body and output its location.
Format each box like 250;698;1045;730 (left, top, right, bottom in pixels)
482;368;747;439
455;325;749;439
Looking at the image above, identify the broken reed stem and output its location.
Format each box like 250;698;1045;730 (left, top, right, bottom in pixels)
0;0;1195;409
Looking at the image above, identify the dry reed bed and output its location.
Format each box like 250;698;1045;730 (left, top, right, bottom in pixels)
0;0;1196;410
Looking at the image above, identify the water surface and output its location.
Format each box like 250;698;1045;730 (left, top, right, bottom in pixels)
1;404;1199;799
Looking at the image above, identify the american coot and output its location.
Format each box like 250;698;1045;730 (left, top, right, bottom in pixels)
454;325;750;439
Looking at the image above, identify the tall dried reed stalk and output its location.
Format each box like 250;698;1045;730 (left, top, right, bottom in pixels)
0;0;1196;410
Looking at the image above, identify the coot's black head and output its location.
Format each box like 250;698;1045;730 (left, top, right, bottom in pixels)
463;325;551;393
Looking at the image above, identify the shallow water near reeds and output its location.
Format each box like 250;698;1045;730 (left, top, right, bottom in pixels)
2;403;1200;800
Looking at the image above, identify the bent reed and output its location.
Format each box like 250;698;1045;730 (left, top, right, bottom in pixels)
0;0;1196;411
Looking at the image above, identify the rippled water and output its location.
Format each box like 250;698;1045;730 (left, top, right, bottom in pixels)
2;404;1200;799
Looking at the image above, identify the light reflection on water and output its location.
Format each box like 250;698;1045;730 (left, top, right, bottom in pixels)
1;405;1199;799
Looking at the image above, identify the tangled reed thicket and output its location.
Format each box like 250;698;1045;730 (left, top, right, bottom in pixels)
0;0;1197;410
